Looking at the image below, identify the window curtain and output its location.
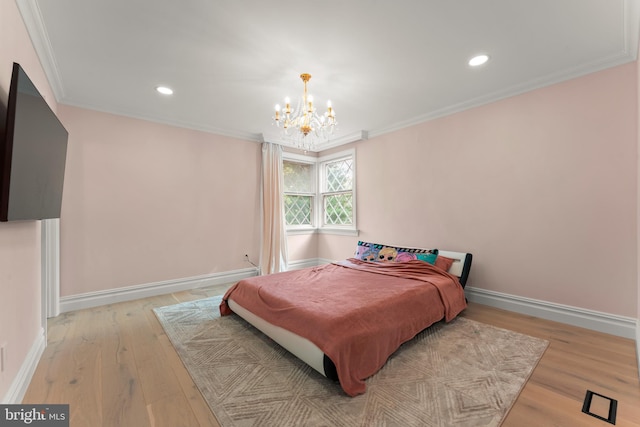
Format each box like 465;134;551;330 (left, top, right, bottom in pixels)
260;142;288;274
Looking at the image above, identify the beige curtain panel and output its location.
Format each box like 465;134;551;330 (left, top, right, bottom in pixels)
260;142;288;274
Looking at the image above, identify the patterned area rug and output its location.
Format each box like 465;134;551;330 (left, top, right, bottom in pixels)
154;296;548;427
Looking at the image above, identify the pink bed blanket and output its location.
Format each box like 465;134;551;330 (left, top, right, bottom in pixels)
220;258;467;396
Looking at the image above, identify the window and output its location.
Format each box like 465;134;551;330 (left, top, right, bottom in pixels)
283;159;315;227
282;149;356;235
321;156;354;227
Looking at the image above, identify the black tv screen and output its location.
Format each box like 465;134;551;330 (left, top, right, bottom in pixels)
0;62;68;222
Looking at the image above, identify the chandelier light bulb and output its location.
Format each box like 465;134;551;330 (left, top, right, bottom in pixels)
307;94;314;113
275;104;281;112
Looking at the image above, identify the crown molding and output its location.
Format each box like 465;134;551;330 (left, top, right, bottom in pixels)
60;99;265;142
318;131;368;151
18;0;640;148
15;0;65;100
369;52;637;139
369;0;640;139
263;130;368;152
624;0;640;59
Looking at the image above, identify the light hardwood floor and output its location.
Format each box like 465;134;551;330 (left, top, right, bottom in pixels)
23;284;640;426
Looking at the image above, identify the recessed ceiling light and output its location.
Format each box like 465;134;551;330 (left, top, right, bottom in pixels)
156;86;174;95
468;54;489;67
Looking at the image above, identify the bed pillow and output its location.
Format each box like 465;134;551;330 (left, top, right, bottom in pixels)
435;255;455;272
354;241;383;261
354;241;438;263
415;252;438;264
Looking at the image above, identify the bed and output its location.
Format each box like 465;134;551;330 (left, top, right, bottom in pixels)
220;243;472;397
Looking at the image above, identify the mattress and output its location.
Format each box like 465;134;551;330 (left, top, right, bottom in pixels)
221;254;470;396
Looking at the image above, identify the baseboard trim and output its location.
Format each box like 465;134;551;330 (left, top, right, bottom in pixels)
2;327;46;404
636;318;640;378
465;286;637;339
287;258;330;270
59;259;331;314
57;265;639;341
60;267;259;313
287;258;321;270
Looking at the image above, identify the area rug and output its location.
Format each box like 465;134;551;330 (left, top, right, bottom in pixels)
154;296;548;427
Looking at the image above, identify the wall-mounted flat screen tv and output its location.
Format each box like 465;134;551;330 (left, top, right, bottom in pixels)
0;62;68;222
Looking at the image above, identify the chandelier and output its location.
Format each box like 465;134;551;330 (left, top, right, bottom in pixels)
272;73;337;150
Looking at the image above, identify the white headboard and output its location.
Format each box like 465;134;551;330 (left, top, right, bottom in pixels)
438;250;473;287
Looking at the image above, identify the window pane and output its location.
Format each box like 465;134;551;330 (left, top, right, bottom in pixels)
285;195;312;225
324;193;353;225
283;161;313;193
325;158;353;192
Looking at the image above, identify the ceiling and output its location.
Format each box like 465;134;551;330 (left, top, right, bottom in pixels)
17;0;640;151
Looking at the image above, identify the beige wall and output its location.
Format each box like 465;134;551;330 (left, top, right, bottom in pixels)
288;233;319;262
58;105;262;296
0;0;58;401
320;62;638;317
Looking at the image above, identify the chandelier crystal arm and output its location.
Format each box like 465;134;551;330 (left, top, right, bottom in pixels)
272;73;338;151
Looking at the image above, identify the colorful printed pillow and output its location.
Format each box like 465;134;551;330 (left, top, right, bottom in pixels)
354;241;382;262
354;241;438;264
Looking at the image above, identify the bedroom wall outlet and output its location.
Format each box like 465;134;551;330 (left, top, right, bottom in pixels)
244;254;257;267
244;254;260;275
